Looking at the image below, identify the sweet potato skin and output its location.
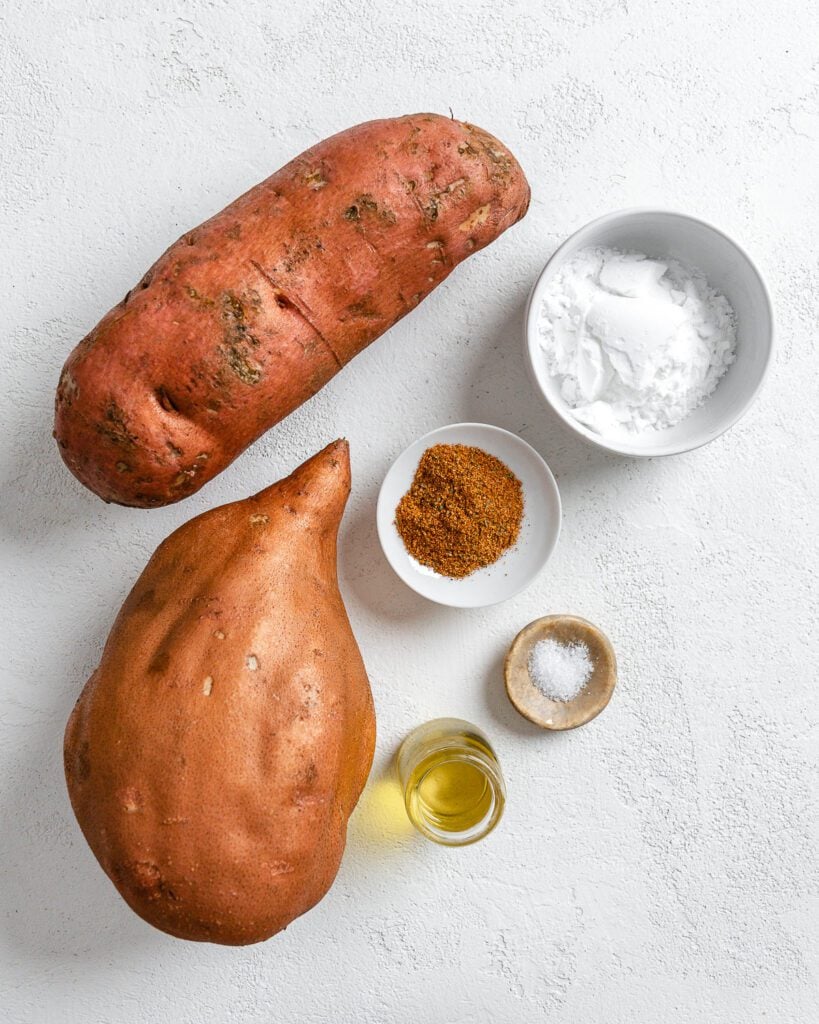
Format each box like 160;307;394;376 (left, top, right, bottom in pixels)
63;440;375;945
54;114;530;506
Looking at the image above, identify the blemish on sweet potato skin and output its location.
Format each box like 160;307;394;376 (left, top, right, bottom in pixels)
67;740;91;783
54;114;529;507
95;402;139;452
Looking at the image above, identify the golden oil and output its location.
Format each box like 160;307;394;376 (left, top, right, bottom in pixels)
396;718;505;846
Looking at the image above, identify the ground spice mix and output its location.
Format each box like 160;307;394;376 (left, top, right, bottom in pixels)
395;443;524;578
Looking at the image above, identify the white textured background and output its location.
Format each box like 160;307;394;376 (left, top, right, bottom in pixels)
2;1;817;1021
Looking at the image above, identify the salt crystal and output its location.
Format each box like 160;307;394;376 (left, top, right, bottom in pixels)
528;638;593;702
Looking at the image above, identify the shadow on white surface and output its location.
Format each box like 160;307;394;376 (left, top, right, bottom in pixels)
454;296;632;482
479;643;545;740
0;643;158;966
338;475;444;627
0;386;102;551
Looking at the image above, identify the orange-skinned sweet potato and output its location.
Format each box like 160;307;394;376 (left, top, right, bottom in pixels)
63;440;375;944
54;113;530;507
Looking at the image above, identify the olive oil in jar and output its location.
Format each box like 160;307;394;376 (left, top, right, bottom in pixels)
396;718;505;845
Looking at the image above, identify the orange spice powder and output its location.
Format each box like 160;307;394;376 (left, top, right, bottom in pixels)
395;443;524;578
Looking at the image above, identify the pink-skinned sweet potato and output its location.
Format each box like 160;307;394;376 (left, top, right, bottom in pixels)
54;113;529;507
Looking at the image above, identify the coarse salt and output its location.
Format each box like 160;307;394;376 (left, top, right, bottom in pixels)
528;638;592;702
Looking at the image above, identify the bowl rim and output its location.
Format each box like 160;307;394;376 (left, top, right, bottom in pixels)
523;207;776;458
375;421;562;609
503;613;618;731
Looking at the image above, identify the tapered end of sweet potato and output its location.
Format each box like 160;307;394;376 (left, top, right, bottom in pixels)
252;439;351;523
455;116;531;227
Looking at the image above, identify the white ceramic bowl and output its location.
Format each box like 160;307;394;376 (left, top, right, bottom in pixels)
524;209;774;457
376;423;561;608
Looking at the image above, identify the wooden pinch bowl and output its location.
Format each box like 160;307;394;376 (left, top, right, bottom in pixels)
504;615;617;730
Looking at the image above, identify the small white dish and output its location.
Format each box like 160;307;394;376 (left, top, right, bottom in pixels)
377;423;561;608
524;209;774;457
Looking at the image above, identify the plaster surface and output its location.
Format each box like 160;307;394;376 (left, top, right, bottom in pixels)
1;2;817;1022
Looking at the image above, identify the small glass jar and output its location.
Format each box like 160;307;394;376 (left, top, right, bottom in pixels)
395;718;506;846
